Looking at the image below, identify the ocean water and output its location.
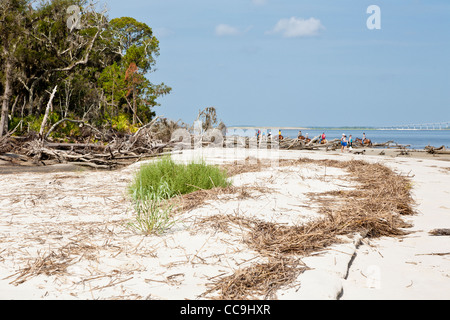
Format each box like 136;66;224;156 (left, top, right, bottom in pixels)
280;129;450;150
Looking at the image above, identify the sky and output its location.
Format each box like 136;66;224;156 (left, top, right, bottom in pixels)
102;0;450;128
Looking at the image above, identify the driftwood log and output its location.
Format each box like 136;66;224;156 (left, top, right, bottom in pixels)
0;118;180;169
21;138;175;169
425;145;450;155
2;119;429;170
45;118;105;140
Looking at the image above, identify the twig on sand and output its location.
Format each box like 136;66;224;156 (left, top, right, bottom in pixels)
429;229;450;236
415;252;450;256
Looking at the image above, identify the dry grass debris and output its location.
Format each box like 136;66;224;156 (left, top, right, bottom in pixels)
170;185;268;214
205;258;306;300
201;158;416;299
429;229;450;236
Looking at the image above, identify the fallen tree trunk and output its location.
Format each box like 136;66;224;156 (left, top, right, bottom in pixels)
45;118;105;140
39;85;58;138
43;142;107;150
306;135;321;146
425;145;449;154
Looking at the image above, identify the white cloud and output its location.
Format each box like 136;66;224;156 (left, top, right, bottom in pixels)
215;24;241;36
267;17;325;38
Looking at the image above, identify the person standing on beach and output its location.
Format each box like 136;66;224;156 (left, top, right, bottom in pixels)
257;129;262;144
341;134;348;153
349;135;353;148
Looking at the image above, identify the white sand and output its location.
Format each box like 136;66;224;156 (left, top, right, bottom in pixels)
0;148;449;300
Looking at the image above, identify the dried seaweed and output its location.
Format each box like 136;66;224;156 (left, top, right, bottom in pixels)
202;158;416;299
205;258;306;300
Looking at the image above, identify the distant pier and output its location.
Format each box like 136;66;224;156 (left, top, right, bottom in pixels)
378;121;450;131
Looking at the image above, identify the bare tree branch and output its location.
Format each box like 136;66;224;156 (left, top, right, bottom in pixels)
39;85;58;138
45;118;105;140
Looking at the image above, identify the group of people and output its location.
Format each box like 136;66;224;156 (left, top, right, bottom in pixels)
340;134;352;152
297;131;327;144
341;132;367;152
297;131;307;140
255;129;274;141
255;130;367;152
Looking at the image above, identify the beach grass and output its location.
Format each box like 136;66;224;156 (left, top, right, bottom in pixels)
129;157;231;200
127;182;177;235
127;157;230;234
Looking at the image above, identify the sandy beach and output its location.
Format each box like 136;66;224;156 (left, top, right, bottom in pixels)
3;0;450;307
0;147;449;300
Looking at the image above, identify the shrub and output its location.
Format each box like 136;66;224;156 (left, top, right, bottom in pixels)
111;114;138;134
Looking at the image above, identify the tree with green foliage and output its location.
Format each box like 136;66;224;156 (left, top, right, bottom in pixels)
0;0;171;139
0;0;29;137
99;16;171;126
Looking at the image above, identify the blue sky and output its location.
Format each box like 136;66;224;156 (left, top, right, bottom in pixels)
103;0;450;128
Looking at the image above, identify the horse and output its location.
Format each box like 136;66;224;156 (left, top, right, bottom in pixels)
298;135;311;143
355;138;372;146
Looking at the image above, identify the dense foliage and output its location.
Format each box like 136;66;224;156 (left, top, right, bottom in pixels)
0;0;171;138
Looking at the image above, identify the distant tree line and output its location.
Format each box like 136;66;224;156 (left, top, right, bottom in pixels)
0;0;171;139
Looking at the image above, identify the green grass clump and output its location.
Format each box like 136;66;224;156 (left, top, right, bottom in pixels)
129;157;231;201
127;182;176;235
127;157;230;235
